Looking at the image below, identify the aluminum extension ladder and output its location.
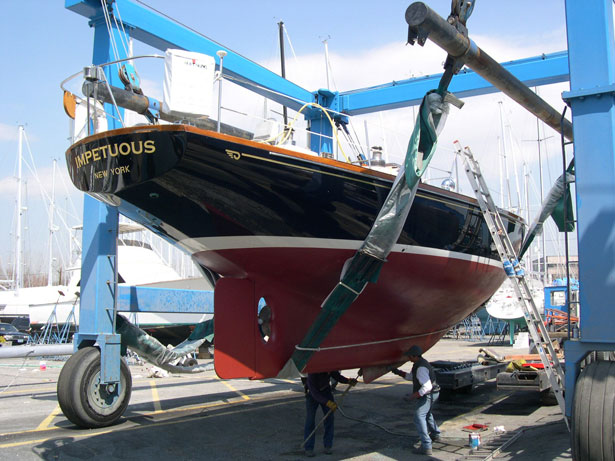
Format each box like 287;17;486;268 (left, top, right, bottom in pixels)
456;141;567;417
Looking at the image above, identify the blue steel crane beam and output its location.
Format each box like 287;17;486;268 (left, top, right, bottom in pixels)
65;0;314;112
66;0;570;120
117;286;214;313
340;51;569;115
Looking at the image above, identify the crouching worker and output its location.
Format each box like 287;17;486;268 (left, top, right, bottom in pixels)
303;371;357;457
391;345;441;455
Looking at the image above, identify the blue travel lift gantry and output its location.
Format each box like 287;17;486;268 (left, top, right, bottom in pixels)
405;3;615;458
61;1;614;457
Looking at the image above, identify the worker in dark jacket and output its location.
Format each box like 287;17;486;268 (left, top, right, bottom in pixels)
391;345;441;455
303;371;357;457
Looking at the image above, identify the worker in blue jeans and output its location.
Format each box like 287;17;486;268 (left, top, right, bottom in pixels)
303;371;357;457
391;344;441;455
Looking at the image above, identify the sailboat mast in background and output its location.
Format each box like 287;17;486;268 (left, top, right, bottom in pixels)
535;87;547;283
47;159;57;286
14;126;24;293
278;21;288;128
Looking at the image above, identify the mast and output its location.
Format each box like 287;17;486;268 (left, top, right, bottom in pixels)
47;159;57;286
455;154;460;193
535;87;546;283
363;120;371;167
278;21;288;128
498;101;512;209
506;114;523;214
216;50;227;133
15;126;24;292
322;36;338;160
524;163;532;272
498;107;505;207
323;36;331;89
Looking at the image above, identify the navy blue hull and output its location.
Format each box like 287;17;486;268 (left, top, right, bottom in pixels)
66;125;523;260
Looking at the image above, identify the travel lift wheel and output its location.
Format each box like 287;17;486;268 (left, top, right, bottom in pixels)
571;360;615;461
57;346;132;428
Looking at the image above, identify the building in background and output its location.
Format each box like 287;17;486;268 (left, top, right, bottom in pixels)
532;255;578;284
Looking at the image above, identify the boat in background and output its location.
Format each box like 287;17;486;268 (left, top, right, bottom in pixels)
485;277;544;320
0;223;212;343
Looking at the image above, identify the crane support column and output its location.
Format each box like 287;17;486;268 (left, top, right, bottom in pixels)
560;1;615;459
562;0;615;414
307;89;344;157
72;11;129;385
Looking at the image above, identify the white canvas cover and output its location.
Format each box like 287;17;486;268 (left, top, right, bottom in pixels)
162;49;215;118
73;99;108;142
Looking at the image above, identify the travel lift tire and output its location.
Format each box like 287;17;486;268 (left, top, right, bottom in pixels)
571;360;615;461
57;346;132;428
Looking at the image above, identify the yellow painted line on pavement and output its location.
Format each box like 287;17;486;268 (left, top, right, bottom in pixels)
0;378;308;442
0;386;56;396
0;425;62;438
0;427;118;449
440;393;511;430
0;396;242;438
35;405;62;431
149;380;162;412
0;398;291;449
218;378;250;401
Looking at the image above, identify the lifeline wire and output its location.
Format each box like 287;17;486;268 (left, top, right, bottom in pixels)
100;1;121;65
134;0;234;56
111;1;131;59
223;73;351;119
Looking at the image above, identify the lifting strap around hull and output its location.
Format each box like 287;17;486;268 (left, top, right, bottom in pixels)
281;91;462;376
519;160;575;259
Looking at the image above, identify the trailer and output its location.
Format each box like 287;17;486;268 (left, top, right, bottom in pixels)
432;360;509;392
497;369;560;406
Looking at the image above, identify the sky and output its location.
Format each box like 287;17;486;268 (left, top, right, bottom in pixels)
0;0;572;281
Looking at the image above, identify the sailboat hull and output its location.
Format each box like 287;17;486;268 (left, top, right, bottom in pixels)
65;125;524;378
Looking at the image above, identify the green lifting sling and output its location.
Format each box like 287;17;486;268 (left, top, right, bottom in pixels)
282;90;462;375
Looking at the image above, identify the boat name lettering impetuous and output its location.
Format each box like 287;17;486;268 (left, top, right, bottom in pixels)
75;140;156;168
